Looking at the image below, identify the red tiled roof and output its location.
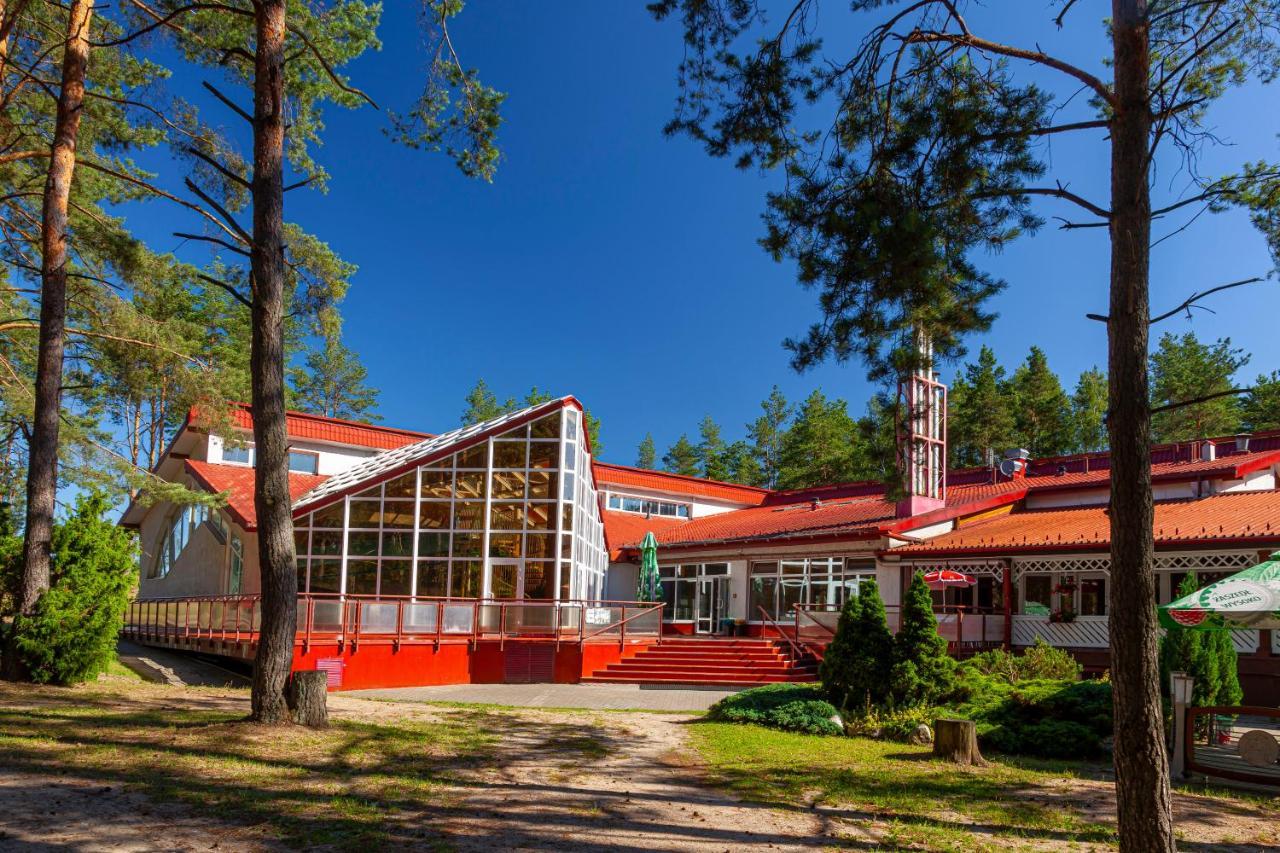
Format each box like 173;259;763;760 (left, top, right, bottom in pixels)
591;462;770;506
891;489;1280;556
186;460;328;531
601;511;688;560
1011;448;1280;493
194;404;432;451
628;480;1028;553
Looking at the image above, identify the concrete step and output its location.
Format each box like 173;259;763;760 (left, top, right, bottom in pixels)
582;673;817;687
603;662;815;677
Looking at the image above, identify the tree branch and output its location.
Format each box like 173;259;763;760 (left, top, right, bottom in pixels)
1150;387;1250;416
182;178;251;244
196;273;252;309
1148;276;1264;324
174;231;250;257
78;159;247;247
286;23;378;109
201;81;252;124
186;145;250;189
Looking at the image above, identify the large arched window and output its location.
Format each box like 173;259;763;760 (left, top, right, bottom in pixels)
152;502;211;578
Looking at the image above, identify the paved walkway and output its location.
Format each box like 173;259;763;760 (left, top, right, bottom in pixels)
346;681;740;711
117;640;250;689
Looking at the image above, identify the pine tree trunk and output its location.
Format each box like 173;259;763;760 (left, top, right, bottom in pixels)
1108;2;1174;850
248;0;297;724
933;718;985;766
286;670;329;728
4;0;92;681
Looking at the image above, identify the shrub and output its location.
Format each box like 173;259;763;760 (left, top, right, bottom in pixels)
889;571;956;707
820;579;894;712
845;704;939;741
1159;571;1243;707
709;683;843;736
8;491;137;684
962;639;1082;685
954;675;1113;758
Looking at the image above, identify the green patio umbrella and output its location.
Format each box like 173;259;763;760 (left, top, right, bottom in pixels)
636;531;663;603
1159;551;1280;630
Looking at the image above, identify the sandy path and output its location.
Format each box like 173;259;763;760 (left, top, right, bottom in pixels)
421;709;828;852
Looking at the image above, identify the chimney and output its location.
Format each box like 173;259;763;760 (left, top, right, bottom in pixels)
1236;432;1252;453
1200;440;1216;462
896;331;947;518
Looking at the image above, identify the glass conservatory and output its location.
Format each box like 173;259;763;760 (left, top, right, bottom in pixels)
291;400;608;602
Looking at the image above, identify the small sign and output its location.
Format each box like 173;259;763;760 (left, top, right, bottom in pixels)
585;608;613;626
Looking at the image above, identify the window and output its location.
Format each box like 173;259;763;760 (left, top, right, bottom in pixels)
153;503;212;578
746;557;875;620
229;536;243;593
1023;576;1053;613
288;449;319;475
607;492;691;519
1079;576;1107;616
222;442;253;465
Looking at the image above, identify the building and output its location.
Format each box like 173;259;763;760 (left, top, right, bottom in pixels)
120;393;1280;699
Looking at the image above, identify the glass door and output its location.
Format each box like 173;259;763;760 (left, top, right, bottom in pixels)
490;559;521;598
696;577;730;634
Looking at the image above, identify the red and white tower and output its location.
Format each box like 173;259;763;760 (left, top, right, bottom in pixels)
896;333;947;517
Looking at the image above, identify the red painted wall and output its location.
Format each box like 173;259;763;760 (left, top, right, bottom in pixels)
291;638;658;691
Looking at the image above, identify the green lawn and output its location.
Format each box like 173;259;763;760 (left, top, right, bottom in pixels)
691;720;1119;850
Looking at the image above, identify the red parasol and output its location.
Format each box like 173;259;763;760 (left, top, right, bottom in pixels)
923;569;976;590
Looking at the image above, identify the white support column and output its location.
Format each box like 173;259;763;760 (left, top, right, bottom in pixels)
339;495;351;595
480;437;494;599
410;466;421;599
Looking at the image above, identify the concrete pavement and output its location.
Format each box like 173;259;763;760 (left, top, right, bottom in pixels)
345;681;740;712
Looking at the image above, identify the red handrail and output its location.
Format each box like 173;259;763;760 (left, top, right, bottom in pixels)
757;605;807;663
579;603;665;647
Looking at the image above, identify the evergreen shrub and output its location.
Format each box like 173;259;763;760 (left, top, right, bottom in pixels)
8;492;138;684
708;683;843;735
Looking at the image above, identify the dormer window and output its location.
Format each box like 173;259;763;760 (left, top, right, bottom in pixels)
606;493;691;518
221;439;320;475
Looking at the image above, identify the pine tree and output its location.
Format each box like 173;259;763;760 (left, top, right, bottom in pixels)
1150;332;1248;442
1071;367;1109;453
461;379;514;425
776;390;862;489
1242;371;1280;431
636;433;657;468
747;386;791;488
819;580;894;713
854;392;899;484
949;346;1016;467
583;409;604;458
663;435;701;477
697;415;729;480
289;334;380;421
1159;572;1243;707
1011;346;1073;457
721;440;763;485
890;571;956;707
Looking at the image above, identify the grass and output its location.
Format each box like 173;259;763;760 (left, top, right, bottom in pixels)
690;720;1119;849
0;677;610;851
104;656;144;681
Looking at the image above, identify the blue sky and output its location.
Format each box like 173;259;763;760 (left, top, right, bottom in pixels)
124;2;1280;466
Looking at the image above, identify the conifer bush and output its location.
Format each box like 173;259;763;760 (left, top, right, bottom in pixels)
889;571;956;707
708;683;842;735
1159;571;1243;707
819;579;893;711
6;492;137;684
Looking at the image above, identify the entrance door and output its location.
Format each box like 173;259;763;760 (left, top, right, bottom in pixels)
490;559;522;598
696;576;730;634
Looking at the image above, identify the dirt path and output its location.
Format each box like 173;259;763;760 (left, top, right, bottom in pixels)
411;708;827;852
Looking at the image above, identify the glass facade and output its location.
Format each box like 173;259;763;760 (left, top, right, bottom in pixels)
293;405;608;601
750;558;876;621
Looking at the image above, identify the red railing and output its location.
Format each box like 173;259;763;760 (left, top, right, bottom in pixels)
757;605;809;663
792;602;1005;652
122;593;665;652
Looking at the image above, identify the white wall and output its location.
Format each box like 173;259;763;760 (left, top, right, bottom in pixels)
606;561;638;601
206;432;377;475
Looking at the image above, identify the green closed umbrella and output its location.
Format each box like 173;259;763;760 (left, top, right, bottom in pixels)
1159;552;1280;630
636;531;663;603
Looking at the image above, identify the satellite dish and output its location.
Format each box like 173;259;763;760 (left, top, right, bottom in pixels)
998;458;1021;478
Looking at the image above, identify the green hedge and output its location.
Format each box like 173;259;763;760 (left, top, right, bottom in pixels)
708;683;843;736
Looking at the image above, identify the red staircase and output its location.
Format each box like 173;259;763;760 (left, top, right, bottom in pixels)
582;637;818;687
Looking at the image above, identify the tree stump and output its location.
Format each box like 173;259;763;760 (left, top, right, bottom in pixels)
286;670;329;728
933;718;985;766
